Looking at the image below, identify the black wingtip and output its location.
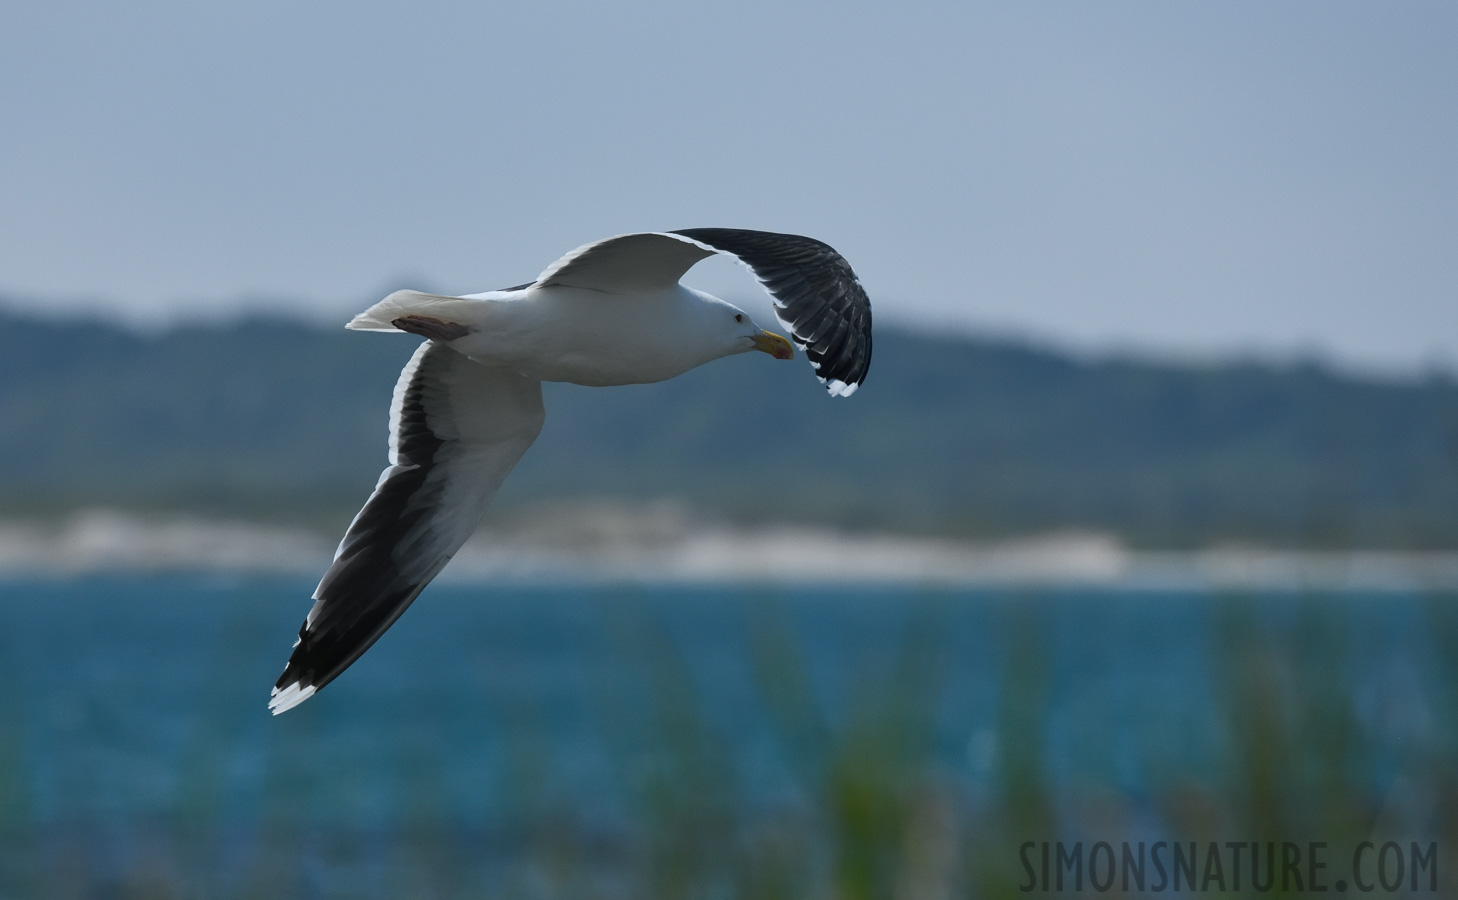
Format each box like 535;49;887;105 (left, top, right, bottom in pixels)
670;228;872;393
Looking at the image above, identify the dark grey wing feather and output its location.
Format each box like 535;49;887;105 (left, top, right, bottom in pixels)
269;342;544;713
672;228;873;396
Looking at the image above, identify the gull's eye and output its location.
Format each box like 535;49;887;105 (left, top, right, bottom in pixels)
734;314;744;323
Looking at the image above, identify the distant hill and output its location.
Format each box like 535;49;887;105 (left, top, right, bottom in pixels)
2;311;1456;548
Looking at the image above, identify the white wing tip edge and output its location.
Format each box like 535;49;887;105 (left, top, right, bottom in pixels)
269;682;317;715
825;379;858;398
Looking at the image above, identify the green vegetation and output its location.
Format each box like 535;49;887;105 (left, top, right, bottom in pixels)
3;311;1457;547
0;588;1450;896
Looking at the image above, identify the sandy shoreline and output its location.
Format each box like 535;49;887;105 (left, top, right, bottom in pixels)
2;508;1457;591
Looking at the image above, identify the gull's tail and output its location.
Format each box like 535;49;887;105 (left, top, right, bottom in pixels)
346;290;477;332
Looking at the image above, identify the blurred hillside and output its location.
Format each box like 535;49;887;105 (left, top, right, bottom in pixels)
2;311;1456;548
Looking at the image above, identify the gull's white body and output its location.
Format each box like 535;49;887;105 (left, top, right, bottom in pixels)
351;284;754;387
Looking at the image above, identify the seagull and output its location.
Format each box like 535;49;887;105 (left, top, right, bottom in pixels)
269;228;872;713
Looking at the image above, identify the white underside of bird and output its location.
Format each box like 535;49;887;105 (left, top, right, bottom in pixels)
269;229;873;714
349;282;791;386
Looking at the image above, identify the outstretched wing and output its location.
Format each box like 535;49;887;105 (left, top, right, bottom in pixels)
269;342;545;713
672;228;872;397
530;228;873;396
535;232;715;293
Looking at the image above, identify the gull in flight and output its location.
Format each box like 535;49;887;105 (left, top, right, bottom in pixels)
269;228;873;713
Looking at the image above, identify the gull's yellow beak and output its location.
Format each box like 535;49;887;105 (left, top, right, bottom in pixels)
751;330;795;360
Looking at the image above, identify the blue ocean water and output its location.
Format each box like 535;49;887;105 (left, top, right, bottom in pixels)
0;576;1445;839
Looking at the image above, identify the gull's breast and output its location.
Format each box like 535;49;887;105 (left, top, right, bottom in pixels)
453;286;712;386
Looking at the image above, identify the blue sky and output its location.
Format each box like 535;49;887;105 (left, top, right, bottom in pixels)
2;2;1454;373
